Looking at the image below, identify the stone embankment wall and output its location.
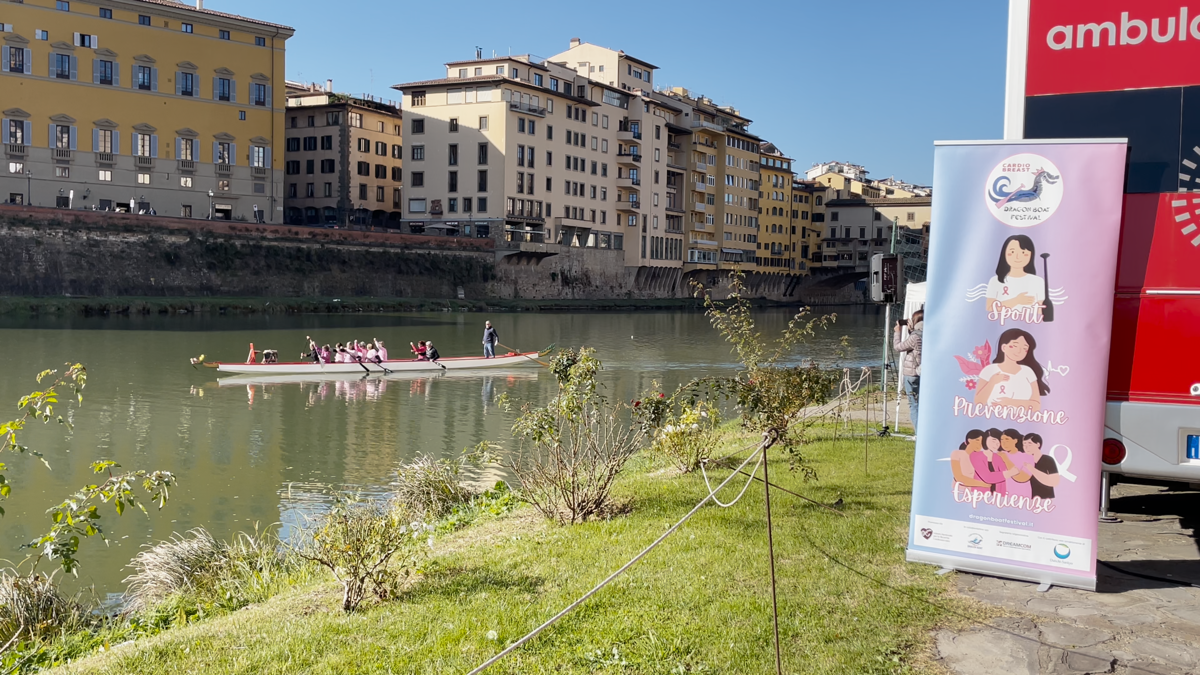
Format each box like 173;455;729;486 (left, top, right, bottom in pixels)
0;206;865;304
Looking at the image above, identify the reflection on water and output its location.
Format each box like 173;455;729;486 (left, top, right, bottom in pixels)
0;307;884;594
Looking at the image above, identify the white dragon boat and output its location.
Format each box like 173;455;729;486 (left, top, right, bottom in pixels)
201;344;547;375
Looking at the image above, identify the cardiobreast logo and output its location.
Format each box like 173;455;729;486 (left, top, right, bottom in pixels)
985;153;1064;228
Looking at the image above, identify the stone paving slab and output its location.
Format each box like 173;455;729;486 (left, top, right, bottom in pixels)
931;483;1200;675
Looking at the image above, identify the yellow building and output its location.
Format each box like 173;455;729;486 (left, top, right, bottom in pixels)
793;179;828;272
757;142;793;274
1;0;291;220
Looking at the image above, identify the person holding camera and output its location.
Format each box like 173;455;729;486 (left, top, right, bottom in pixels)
893;309;924;436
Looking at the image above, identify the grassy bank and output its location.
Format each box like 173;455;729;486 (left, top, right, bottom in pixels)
52;428;977;675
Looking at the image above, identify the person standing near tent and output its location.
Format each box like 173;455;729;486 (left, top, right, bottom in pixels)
893;309;924;436
482;321;499;358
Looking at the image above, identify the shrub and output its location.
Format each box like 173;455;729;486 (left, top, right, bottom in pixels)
123;529;222;613
298;496;432;612
394;454;477;518
650;399;722;473
501;348;653;524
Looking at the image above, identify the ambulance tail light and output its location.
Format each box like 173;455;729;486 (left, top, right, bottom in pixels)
1102;438;1127;466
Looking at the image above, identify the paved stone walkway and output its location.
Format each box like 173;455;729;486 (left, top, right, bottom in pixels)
933;482;1200;674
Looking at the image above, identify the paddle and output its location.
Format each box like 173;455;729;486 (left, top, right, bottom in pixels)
498;342;551;367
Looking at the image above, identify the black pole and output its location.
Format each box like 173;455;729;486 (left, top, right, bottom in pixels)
1040;253;1054;322
762;437;783;675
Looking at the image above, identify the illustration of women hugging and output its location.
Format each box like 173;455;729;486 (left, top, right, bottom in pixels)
966;235;1064;325
951;428;1062;500
967;429;1020;494
974;328;1050;412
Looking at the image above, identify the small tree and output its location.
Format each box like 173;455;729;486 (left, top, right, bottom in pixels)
649;398;722;473
501;348;653;524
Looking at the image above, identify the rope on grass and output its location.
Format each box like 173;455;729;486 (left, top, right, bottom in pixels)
465;444;763;675
700;450;764;508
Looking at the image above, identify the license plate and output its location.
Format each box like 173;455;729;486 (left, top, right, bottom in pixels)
1188;434;1200;461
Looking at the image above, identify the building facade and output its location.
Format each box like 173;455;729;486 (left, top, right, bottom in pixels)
820;196;931;274
1;0;291;220
284;82;403;228
757;143;794;273
794;179;829;271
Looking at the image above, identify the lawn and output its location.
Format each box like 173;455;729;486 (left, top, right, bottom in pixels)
55;428;976;675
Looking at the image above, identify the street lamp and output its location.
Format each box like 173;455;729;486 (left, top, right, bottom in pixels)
24;169;31;206
208;189;214;220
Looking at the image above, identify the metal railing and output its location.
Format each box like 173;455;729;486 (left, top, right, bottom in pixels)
53;148;73;161
135;156;154;167
178;159;195;171
216;163;233;174
96;152;115;164
509;101;547;116
5;144;27;157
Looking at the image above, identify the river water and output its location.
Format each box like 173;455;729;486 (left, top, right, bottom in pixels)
0;307;885;596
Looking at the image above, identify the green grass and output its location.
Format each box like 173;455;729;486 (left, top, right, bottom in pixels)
53;429;976;675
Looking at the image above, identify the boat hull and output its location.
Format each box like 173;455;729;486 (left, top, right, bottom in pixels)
214;352;539;374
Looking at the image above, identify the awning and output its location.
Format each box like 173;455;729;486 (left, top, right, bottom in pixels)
721;248;746;254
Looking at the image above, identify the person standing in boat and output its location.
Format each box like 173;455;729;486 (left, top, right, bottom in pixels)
482;321;499;359
425;340;441;362
304;336;321;363
374;339;388;361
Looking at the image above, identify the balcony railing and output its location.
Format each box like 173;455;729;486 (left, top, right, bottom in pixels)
53;148;73;161
616;128;642;140
178;159;196;171
693;202;706;212
135;156;154;168
509;101;547;117
5;144;27;157
694;181;706;192
616;176;641;187
665;205;685;214
668;142;681;150
616;200;640;210
252;166;269;178
96;152;115;164
216;163;233;175
691;119;724;132
616;151;641;163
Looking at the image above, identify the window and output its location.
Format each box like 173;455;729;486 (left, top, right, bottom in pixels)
448;144;458;166
255;36;266;47
359;184;367;200
138;14;150;25
518;118;525;134
302;136;317;152
390;143;401;158
286;138;300;152
601;163;608;177
327;112;341;126
411;145;424;161
411;118;424;134
528;120;536;135
219;30;230;40
35;30;48;40
57;0;70;10
375;164;386;179
55;53;71;79
216;77;231;100
100;7;112;18
215;141;231;164
907;212;916;222
96;129;113;153
448;171;458;192
411;91;426;106
181;23;193;33
410;171;424;187
391;166;401;181
305;159;314;174
463;197;473;212
376;186;384;202
98;169;111;181
349;112;362;128
517;145;525;167
357;161;370;176
288;183;297;198
448;117;459;133
357;138;370;153
252;83;267;107
137;172;151;184
286;160;300;174
375;141;387;156
7;46;25;74
409;198;426;213
458;68;467;78
831;212;839;222
477;170;488;192
322;159;335;173
96;59;113;85
478;116;488;130
324;183;333;197
250;146;266;168
477;143;488;165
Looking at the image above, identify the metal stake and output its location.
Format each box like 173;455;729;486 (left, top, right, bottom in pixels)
762;440;783;675
1099;471;1121;523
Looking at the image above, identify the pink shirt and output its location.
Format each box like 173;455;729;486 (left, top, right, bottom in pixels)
1005;452;1036;499
970;451;1008;494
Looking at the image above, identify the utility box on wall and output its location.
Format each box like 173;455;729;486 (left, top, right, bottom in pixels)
870;253;903;303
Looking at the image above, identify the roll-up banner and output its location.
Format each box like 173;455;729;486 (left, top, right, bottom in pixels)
907;139;1128;591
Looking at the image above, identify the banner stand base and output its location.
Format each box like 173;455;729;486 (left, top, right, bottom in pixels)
1036;582;1053;592
936;567;955;576
908;549;1096;592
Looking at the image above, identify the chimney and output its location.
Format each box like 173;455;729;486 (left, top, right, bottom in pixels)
569;37;581;48
196;0;203;8
325;79;332;93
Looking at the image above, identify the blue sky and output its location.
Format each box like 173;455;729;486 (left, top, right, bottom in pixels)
212;0;1009;185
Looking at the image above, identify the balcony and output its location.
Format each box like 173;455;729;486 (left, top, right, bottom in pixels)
665;225;684;233
693;202;706;212
694;181;706;192
616;176;641;188
178;159;196;172
668;142;681;150
616;151;641;165
216;163;233;175
96;152;115;165
691;119;725;133
616;128;642;141
53;148;73;162
135;156;154;168
665;205;685;214
690;237;717;246
5;144;27;158
509;100;547;117
252;166;269;178
666;160;686;171
616;200;640;212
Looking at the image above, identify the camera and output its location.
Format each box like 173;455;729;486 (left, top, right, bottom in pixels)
898;319;908;327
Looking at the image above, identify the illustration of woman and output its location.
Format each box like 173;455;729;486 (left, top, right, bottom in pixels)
970;428;1016;494
984;235;1045;317
998;428;1034;499
974;328;1050;411
951;430;989;490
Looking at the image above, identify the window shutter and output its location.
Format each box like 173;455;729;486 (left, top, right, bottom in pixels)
265;85;272;107
264;147;271;168
74;32;81;46
150;134;158;158
212;77;218;100
93;128;99;152
230;143;236;165
91;35;98;50
48;124;54;148
92;59;99;84
2;48;7;72
25;121;32;147
1;119;8;145
23;48;31;74
112;130;119;155
213;141;219;163
113;62;119;87
69;126;77;150
70;55;77;80
131;132;139;155
48;56;54;78
151;67;158;91
230;80;237;103
175;72;181;95
175;137;181;159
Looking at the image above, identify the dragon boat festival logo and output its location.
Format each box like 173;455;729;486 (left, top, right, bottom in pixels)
985;153;1063;228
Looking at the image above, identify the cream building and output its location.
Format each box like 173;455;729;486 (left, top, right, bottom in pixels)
821;196;931;273
0;0;291;221
757;143;794;273
284;81;403;228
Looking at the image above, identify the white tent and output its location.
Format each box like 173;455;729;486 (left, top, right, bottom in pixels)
903;282;926;323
